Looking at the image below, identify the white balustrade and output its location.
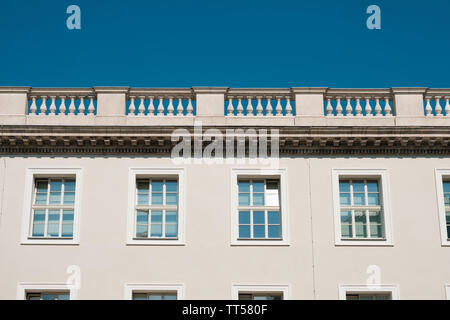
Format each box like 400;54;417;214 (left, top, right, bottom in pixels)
225;91;294;117
324;91;393;117
28;90;96;116
424;95;450;117
127;90;194;116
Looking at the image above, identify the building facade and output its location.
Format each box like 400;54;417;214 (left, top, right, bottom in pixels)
0;87;449;300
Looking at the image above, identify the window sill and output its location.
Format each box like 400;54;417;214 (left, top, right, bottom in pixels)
335;239;393;247
21;238;79;245
231;239;289;246
127;239;185;246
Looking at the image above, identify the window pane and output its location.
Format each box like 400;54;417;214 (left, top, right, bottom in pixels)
50;180;62;191
445;194;450;206
63;192;75;205
164;294;177;300
35;192;47;205
238;181;250;193
62;210;74;237
239;193;250;206
253;211;265;224
366;181;378;193
165;224;178;237
268;225;280;238
253;225;265;238
152;181;163;192
253;193;264;206
239;225;251;238
42;294;56;300
32;210;45;237
367;193;379;206
444;182;450;193
253;181;264;193
268;211;280;224
151;211;162;223
166;211;177;223
166;193;178;205
341;224;353;238
132;293;147;300
49;192;61;204
65;180;76;192
369;211;382;224
370;224;383;238
352;181;365;193
355;211;367;238
239;211;250;224
58;294;69;300
152;193;163;205
339;181;350;192
149;295;163;300
266;181;279;190
340;193;350;206
36;180;48;193
166;181;178;192
47;210;60;236
353;193;365;206
137;193;149;205
150;224;162;237
340;211;352;223
136;225;148;238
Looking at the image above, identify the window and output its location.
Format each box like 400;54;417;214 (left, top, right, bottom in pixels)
27;292;70;300
238;293;283;300
21;168;82;245
435;170;450;246
238;180;281;239
231;169;288;246
127;169;185;245
30;179;75;239
232;285;290;300
132;292;177;300
346;293;391;300
17;283;74;300
332;169;393;246
339;180;384;239
338;285;399;300
124;284;184;300
446;285;450;300
135;179;178;239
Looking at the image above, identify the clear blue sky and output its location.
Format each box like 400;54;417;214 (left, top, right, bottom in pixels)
0;0;449;88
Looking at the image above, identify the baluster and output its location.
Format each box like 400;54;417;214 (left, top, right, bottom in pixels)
78;97;85;115
87;97;95;115
129;96;136;116
227;97;234;116
285;97;293;116
365;98;372;117
326;98;333;116
425;97;432;116
345;97;352;116
49;96;57;115
374;98;381;116
336;97;343;116
176;97;184;116
355;97;362;116
236;97;244;116
266;97;273;116
384;97;392;116
148;96;155;116
59;96;66;115
256;96;263;116
30;96;37;115
186;98;194;116
68;96;76;115
138;96;145;116
167;97;174;116
275;97;282;116
40;96;47;115
246;97;253;116
157;96;164;116
445;97;450;116
435;97;443;116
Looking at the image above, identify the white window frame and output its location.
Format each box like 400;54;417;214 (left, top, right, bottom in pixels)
21;168;82;245
17;283;74;300
231;168;289;246
332;169;393;246
434;169;450;246
446;284;450;300
231;284;290;300
338;284;400;300
124;284;184;300
127;168;185;245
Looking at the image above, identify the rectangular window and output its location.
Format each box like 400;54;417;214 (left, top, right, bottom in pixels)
30;178;75;239
332;169;393;246
442;181;450;240
338;179;384;240
237;180;281;240
132;292;177;300
238;293;283;300
434;170;450;246
346;293;391;300
134;179;179;239
26;292;70;300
